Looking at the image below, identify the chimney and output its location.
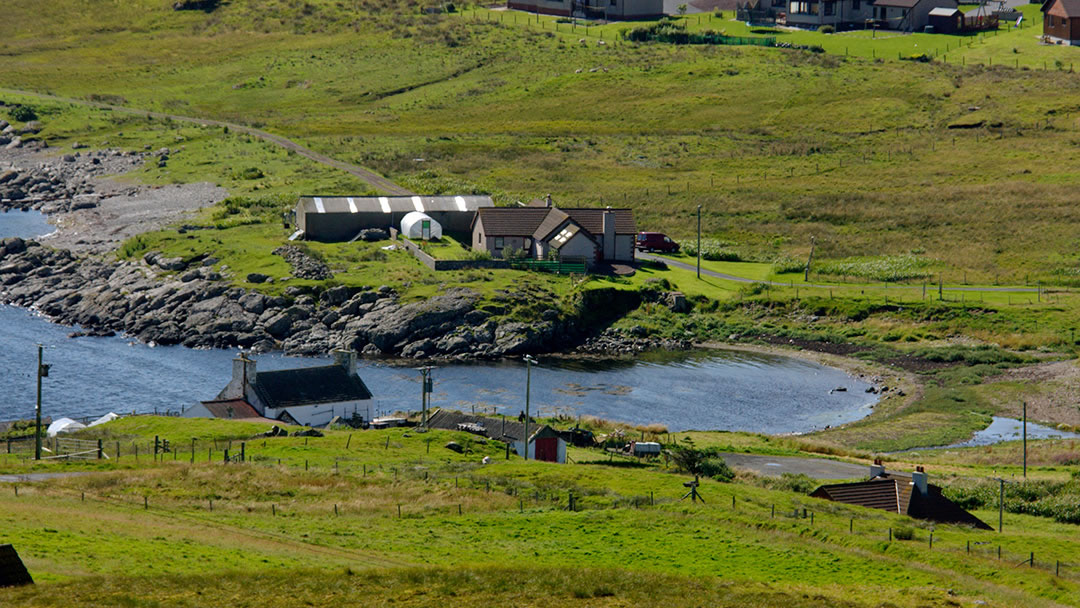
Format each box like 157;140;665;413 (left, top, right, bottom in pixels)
912;465;928;496
230;353;257;400
602;207;616;261
870;458;885;479
544;193;553;208
333;349;357;374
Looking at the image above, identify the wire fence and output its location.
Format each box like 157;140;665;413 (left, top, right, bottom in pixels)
4;437;1076;584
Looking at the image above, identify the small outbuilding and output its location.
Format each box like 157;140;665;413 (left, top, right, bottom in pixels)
0;544;33;587
811;461;992;529
1044;0;1080;45
45;417;86;437
927;6;962;33
427;409;568;463
400;211;442;241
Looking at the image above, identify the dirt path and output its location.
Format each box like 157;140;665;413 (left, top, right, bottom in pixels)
720;452;867;479
0;87;413;196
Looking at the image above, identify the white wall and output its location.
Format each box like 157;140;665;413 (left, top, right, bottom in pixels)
263;400;371;427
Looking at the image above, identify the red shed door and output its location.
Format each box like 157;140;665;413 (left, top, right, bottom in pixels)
534;437;558;462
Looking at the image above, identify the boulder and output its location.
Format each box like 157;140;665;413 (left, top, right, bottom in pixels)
246;272;269;284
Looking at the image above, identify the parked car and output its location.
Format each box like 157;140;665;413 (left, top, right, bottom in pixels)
635;232;679;253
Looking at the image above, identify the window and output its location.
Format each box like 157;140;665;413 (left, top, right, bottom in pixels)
852;0;859;10
824;1;834;15
495;237;504;248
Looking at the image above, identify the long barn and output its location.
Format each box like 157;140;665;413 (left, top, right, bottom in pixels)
294;195;494;241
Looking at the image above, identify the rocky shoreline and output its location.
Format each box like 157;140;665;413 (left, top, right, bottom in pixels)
0;235;685;359
0;145;692;360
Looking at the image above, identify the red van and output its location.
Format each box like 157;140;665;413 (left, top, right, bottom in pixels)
635;232;680;253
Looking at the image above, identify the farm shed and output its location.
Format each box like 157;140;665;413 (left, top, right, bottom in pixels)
811;462;992;529
507;0;664;19
427;409;568;463
927;6;962;33
294;195;493;242
0;544;33;587
1044;0;1080;45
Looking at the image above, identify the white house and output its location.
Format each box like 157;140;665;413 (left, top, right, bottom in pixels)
184;351;373;427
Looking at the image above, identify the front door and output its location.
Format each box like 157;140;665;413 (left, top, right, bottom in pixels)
534;437;558;462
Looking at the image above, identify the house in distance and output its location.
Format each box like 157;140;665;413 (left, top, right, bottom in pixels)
811;461;992;529
471;196;636;267
1043;0;1080;45
183;351;373;427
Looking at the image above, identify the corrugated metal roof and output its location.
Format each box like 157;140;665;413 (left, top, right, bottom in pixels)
298;195;493;215
812;478;903;512
253;365;372;409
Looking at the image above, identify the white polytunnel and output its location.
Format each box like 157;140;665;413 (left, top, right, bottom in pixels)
400;211;442;240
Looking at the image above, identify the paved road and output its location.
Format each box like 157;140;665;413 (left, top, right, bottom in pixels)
0;87;413;196
0;472;90;483
720;452;868;480
639;252;1041;294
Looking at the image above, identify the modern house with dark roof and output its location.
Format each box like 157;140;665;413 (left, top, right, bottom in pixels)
471;197;636;266
183;351;373;427
782;0;955;31
811;462;992;530
427;409;567;463
1044;0;1080;45
294;195;494;241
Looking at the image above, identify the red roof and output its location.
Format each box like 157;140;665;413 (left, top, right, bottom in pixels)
199;399;263;420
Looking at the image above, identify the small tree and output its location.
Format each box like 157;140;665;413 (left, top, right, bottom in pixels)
677;3;688;15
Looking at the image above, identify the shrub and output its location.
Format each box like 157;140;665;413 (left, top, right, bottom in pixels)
772;255;805;274
10;105;36;122
893;526;915;540
234;167;264;180
668;445;735;482
820;25;835;33
814;254;936;282
681;238;741;262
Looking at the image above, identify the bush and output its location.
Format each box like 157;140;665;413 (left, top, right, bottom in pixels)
893;526;915;540
772;255;805;274
668;445;735;482
10;105;36;122
234;167;264;180
820;25;835;33
681;238;742;262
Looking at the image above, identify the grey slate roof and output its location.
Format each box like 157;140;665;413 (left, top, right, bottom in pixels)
562;208;637;235
475;207;553;237
298;195;493;215
427;409;529;442
252;366;372;409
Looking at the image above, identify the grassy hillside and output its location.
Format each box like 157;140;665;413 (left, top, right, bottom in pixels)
5;1;1080;282
2;417;1080;606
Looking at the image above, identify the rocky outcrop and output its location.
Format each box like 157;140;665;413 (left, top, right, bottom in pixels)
0;237;626;360
0;148;144;212
272;245;332;280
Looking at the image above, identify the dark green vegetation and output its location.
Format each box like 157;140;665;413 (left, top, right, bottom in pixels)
2;417;1080;606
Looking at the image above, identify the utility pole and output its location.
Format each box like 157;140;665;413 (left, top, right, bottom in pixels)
696;204;702;279
34;344;50;461
523;355;537;460
418;366;434;428
998;477;1005;533
805;236;816;282
1022;401;1027;478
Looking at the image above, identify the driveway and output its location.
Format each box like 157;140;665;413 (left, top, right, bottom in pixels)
0;472;90;483
720;452;869;480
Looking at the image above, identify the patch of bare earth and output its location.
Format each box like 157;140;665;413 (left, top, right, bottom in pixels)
983;360;1080;426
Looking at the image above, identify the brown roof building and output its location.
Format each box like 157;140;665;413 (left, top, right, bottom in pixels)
1044;0;1080;45
471;197;636;266
811;462;992;530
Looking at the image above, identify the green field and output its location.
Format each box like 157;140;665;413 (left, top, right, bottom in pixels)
2;417;1080;606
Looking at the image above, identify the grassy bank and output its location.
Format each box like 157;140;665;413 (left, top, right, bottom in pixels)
2;417;1080;606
